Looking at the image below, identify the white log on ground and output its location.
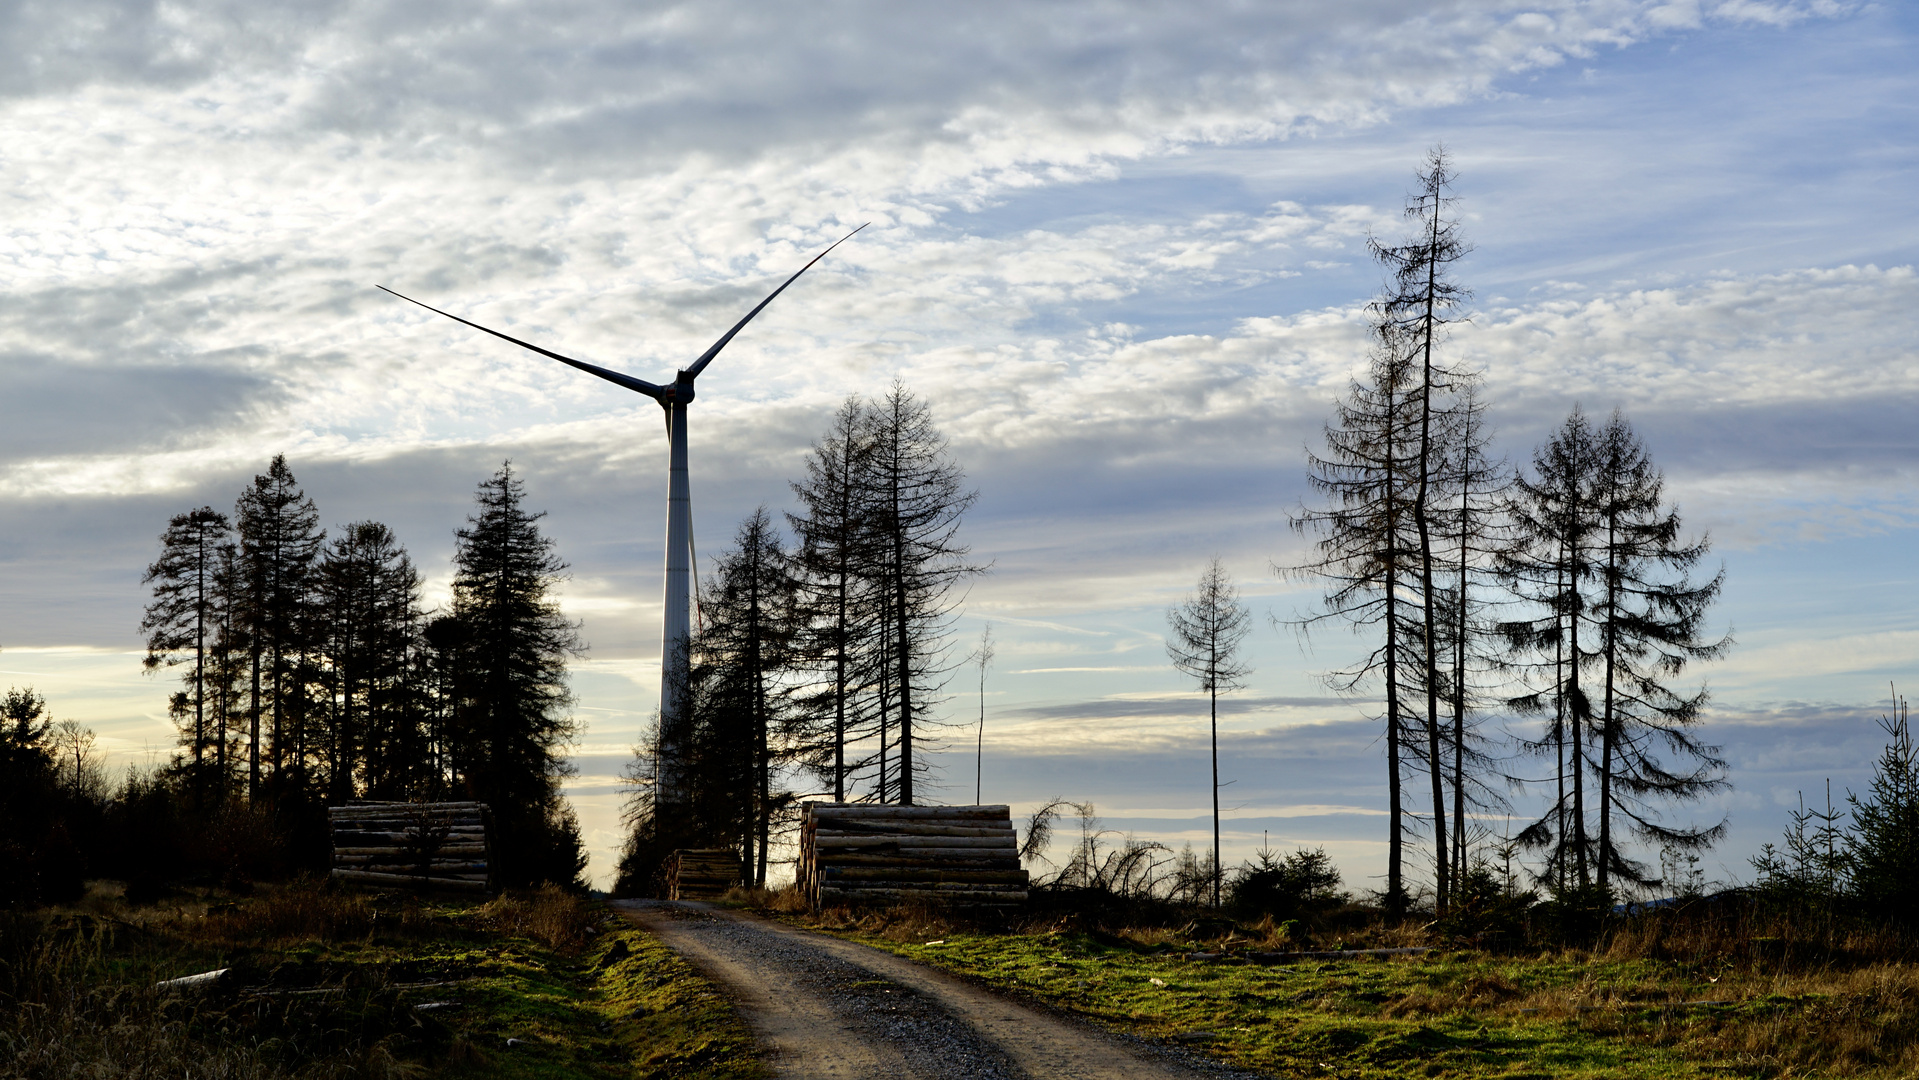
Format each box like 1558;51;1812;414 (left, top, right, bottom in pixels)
333;861;491;874
329;807;483;819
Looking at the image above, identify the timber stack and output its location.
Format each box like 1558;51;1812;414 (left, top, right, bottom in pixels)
328;802;492;893
798;803;1028;909
667;848;740;899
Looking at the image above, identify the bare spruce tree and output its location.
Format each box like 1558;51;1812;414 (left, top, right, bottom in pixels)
1167;557;1252;907
1287;339;1422;913
1437;384;1511;895
861;382;981;805
1369;146;1474;910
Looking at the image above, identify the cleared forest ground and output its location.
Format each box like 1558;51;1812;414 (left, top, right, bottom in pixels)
0;881;761;1079
774;901;1919;1079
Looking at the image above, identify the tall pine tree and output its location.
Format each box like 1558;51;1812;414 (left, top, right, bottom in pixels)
788;396;883;802
1589;411;1730;891
141;507;232;802
316;521;426;801
446;462;587;888
235;455;324;802
694;508;797;885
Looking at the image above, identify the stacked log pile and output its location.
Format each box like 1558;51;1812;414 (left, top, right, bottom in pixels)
667;849;740;899
328;802;492;893
798;803;1028;909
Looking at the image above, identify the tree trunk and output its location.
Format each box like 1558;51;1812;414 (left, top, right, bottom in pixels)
1569;489;1589;889
1211;681;1221;907
1598;498;1618;895
1554;553;1567;896
893;516;914;807
1451;469;1469;894
249;645;262;802
1414;200;1449;913
834;566;848;802
1384;405;1404;913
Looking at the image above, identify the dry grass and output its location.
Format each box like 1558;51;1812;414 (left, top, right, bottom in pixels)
478;883;599;949
801;898;966;943
0;908;390;1080
1598;901;1915;969
201;876;379;943
719;884;810;914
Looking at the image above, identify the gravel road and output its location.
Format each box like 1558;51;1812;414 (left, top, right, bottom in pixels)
612;899;1270;1080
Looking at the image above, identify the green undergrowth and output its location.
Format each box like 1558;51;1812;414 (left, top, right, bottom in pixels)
812;924;1899;1079
2;883;762;1080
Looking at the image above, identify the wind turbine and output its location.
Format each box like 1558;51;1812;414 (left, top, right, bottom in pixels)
380;225;865;812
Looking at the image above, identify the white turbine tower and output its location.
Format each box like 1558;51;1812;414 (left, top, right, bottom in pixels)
380;225;864;814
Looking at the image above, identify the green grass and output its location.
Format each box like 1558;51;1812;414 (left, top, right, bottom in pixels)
808;926;1856;1079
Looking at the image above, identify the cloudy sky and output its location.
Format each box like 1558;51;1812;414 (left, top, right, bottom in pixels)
2;0;1914;893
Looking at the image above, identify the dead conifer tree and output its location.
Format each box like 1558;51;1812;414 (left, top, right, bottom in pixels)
1287;337;1422;914
1368;146;1474;911
1167;558;1253;908
860;382;981;805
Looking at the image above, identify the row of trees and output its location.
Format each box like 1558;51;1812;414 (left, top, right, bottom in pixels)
1289;149;1730;913
619;382;981;892
140;457;587;887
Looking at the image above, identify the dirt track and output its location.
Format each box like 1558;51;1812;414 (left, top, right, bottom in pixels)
612;900;1269;1080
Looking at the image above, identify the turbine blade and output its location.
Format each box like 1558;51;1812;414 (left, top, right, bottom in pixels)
684;223;868;379
377;285;669;399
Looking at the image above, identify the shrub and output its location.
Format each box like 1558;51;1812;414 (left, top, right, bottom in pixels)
1228;846;1348;922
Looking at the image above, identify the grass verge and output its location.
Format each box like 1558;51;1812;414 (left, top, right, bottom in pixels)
775;902;1917;1079
0;881;763;1080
